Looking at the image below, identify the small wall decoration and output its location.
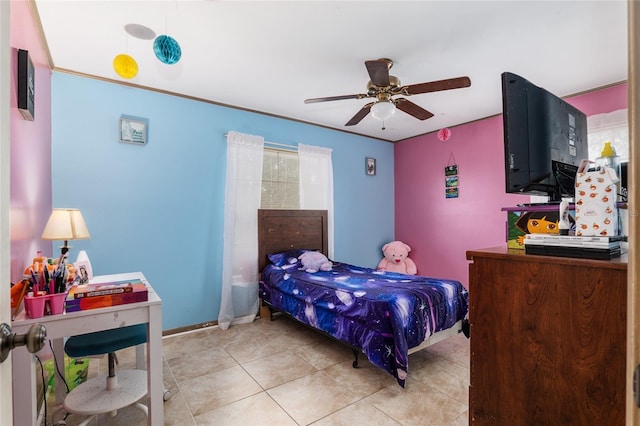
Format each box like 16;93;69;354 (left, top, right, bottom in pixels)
445;152;459;198
17;49;35;121
366;157;376;176
445;165;458;176
119;115;148;145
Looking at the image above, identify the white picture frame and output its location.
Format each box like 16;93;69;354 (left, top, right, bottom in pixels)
75;261;92;284
119;114;148;145
74;250;93;284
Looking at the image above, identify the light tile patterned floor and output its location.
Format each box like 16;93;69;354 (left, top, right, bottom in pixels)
45;316;470;425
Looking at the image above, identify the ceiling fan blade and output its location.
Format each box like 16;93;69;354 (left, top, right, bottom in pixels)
304;94;366;104
395;98;434;121
403;76;471;95
365;60;390;87
345;103;374;126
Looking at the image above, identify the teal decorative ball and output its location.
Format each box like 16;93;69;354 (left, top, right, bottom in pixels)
153;35;181;65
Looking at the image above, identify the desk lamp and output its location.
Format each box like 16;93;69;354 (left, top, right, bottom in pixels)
41;208;90;256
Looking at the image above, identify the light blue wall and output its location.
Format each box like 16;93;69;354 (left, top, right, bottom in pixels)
51;72;394;330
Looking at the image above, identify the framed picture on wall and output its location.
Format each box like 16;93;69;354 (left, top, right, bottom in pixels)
445;165;458;176
119;115;148;145
366;157;376;176
17;49;35;121
446;187;459;198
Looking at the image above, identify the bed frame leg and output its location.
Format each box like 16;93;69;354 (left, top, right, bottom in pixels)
352;349;359;368
462;319;470;338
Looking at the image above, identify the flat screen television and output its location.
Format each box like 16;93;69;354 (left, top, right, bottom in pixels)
502;72;588;203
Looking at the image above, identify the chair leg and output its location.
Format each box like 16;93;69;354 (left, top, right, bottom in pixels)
133;401;149;416
108;352;116;378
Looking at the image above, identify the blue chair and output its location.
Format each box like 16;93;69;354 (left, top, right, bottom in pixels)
55;324;163;426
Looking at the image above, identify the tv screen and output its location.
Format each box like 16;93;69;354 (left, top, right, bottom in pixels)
502;72;588;202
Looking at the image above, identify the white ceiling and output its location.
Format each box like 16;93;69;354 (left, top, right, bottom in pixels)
33;0;628;142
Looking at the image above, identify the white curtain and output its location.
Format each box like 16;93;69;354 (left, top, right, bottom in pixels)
298;143;335;258
219;131;264;330
587;108;629;161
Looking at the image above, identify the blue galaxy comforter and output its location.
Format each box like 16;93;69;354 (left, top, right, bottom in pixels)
259;250;469;387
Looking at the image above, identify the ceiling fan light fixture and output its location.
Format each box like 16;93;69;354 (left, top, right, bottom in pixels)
153;35;182;65
371;100;396;122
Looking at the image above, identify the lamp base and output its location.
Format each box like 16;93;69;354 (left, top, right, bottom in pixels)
59;240;70;257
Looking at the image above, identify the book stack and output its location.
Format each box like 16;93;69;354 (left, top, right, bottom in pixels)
65;279;148;312
524;234;624;260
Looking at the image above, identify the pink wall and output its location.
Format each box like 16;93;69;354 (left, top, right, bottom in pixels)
10;0;52;282
395;82;628;288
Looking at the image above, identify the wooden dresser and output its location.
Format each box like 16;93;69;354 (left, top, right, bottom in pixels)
466;246;627;425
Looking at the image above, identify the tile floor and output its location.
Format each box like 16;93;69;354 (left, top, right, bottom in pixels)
45;315;470;425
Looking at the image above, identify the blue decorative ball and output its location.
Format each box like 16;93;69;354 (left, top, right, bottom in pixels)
153;35;182;65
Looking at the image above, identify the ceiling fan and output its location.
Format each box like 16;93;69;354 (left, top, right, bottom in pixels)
304;58;471;126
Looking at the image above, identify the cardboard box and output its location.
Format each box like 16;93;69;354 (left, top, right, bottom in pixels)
575;166;618;236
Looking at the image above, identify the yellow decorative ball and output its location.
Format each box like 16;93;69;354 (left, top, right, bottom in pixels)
113;54;138;79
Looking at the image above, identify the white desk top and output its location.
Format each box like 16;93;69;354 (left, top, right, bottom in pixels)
12;271;161;326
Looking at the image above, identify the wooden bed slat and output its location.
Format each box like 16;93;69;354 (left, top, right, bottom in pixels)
258;209;328;272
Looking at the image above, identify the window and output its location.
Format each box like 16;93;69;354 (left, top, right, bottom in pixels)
587;108;628;162
260;148;300;209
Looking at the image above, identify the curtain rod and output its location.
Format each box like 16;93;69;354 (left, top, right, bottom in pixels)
224;133;298;152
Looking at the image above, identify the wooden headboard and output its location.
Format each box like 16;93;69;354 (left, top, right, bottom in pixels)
258;209;328;272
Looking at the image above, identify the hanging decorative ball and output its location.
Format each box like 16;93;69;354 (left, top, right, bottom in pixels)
153;35;182;65
113;54;138;79
437;127;452;142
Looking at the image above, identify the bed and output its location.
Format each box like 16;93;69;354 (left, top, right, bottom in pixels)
258;209;469;387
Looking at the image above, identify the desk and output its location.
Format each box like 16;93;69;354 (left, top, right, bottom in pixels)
11;272;163;426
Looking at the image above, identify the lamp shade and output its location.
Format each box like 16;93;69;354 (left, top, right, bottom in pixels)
41;209;90;241
371;101;396;121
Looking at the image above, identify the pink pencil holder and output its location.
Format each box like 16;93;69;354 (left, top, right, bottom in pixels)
24;293;47;319
24;292;67;318
47;293;66;315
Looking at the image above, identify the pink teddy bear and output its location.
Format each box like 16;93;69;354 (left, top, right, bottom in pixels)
377;241;417;275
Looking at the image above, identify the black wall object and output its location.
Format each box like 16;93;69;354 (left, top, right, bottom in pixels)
620;161;628;202
17;49;35;121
